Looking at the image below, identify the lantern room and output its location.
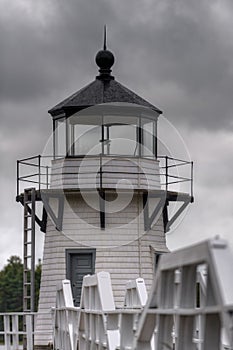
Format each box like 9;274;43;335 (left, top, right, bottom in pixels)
52;103;159;159
49;29;162;160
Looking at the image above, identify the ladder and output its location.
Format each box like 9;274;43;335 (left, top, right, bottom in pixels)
23;188;36;313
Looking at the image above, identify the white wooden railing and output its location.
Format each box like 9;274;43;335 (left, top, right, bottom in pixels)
135;238;233;350
0;313;32;350
0;238;232;349
53;238;233;350
0;312;52;350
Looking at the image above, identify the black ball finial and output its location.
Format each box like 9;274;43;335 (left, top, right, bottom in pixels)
96;26;115;80
95;49;115;70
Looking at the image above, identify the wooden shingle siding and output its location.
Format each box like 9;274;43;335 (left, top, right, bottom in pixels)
35;190;168;345
50;157;161;190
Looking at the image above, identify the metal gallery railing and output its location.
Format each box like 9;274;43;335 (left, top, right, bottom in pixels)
16;155;50;197
16;154;193;198
158;155;193;197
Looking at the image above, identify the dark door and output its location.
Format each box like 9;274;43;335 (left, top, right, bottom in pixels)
66;250;95;306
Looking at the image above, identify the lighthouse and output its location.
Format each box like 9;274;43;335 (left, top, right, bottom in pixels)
16;32;193;348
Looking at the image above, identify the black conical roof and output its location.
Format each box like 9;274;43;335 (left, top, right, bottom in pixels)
49;36;162;117
48;78;162;117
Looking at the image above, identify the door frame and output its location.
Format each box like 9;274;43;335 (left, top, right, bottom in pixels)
65;248;96;299
66;248;96;279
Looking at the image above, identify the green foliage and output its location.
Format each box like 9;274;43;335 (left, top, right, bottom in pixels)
0;256;23;312
0;256;41;312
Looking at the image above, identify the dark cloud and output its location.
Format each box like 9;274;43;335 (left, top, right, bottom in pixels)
0;0;115;102
0;0;233;265
112;0;233;130
1;0;233;130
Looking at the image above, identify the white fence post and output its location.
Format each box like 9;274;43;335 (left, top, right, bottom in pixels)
12;315;19;350
26;314;33;350
53;279;79;350
78;271;120;349
4;315;11;350
124;278;148;308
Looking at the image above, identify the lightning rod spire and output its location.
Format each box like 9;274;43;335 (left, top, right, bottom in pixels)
103;25;107;50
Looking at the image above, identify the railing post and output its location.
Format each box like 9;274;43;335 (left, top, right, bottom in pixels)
165;156;168;192
4;315;10;350
46;166;49;189
16;160;19;197
38;155;41;191
26;314;33;350
100;153;103;189
12;314;19;350
191;161;194;200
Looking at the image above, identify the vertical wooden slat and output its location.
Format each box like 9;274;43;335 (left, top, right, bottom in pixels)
4;315;11;350
12;315;19;350
26;315;33;350
120;313;135;349
155;315;173;350
203;314;221;350
176;316;195;350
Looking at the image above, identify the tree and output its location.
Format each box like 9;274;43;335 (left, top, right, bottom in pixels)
0;256;41;312
0;256;23;312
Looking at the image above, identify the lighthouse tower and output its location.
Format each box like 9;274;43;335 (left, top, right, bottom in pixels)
16;34;193;348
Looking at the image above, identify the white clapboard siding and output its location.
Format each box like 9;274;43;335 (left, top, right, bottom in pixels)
50;157;161;190
35;230;167;345
35;189;168;346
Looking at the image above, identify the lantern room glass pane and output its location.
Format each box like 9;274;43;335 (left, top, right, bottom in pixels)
142;118;156;158
54;118;66;157
103;115;138;156
67;115;102;156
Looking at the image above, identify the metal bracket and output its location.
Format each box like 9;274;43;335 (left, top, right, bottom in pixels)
165;197;191;232
143;191;192;233
41;191;64;231
24;203;47;233
143;191;166;231
40;207;48;233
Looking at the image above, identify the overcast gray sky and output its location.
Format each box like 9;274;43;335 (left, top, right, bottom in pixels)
0;0;233;267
